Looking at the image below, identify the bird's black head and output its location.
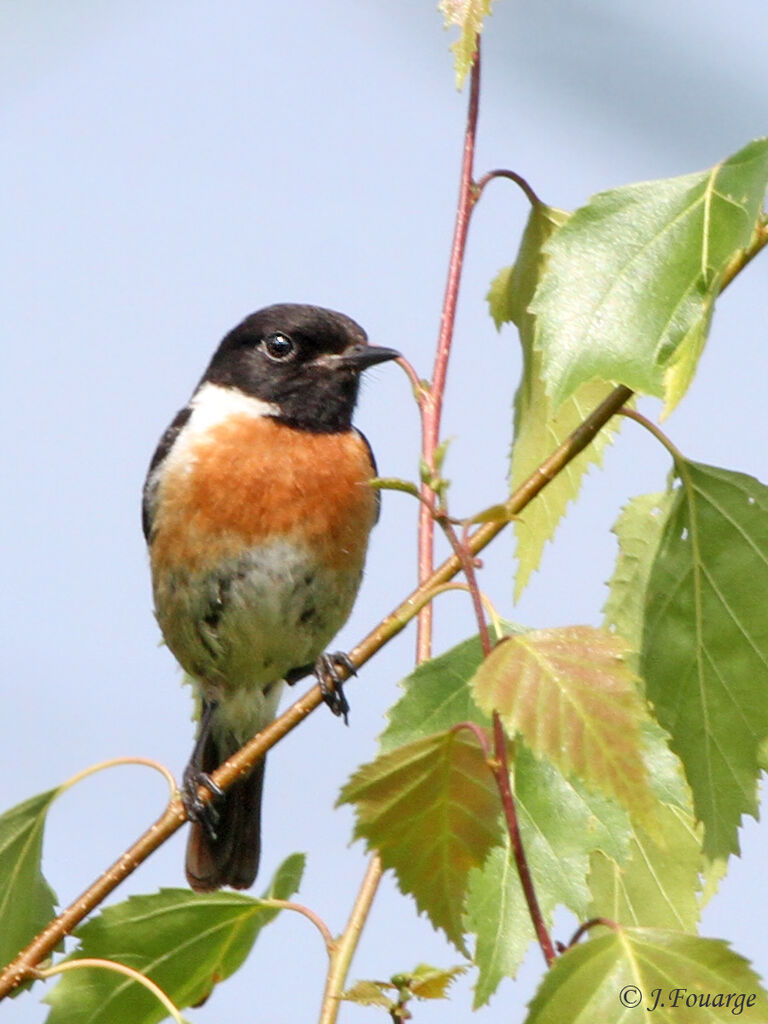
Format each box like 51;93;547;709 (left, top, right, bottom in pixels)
200;304;399;432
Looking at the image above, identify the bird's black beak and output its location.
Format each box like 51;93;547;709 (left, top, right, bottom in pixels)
333;344;401;371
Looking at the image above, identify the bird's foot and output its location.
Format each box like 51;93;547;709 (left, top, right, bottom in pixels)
314;651;356;724
182;764;224;841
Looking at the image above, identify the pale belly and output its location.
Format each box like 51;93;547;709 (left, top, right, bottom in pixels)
153;536;364;740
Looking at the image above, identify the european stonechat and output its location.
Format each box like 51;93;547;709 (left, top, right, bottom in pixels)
143;304;398;891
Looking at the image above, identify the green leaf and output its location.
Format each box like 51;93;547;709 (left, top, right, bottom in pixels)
489;205;625;598
525;927;768;1023
379;627;523;754
641;461;768;858
588;721;702;932
43;855;304;1024
514;745;628;915
466;745;631;1007
661;303;716;418
465;839;534;1007
470;627;654;820
0;789;59;972
531;138;768;412
438;0;494;89
338;730;503;949
603;492;675;656
588;806;701;933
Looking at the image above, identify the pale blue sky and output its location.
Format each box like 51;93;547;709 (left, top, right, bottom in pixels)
2;2;767;1021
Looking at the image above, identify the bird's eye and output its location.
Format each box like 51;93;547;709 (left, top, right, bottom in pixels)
262;333;295;361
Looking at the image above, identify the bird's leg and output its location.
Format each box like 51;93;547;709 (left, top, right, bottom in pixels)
182;699;224;840
314;651;355;724
285;652;356;724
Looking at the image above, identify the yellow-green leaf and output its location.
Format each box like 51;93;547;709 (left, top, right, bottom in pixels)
588;803;701;932
341;980;394;1008
489;204;624;598
470;627;653;819
525;927;768;1023
438;0;494;88
338;730;502;948
407;963;468;999
603;491;675;657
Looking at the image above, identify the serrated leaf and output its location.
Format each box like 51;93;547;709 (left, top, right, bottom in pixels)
470;627;654;820
341;980;394;1008
603;492;675;655
531;138;768;411
0;789;59;971
43;855;304;1024
487;264;516;329
490;205;625;598
466;745;631;1008
511;369;624;598
438;0;494;88
338;731;502;949
407;963;467;999
379;628;522;754
641;461;768;859
525;927;768;1023
343;964;466;1011
700;855;729;907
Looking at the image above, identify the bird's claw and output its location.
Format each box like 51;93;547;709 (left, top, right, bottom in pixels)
315;651;355;724
182;766;224;841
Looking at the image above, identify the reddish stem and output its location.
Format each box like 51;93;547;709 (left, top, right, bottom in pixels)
567;917;619;948
416;51;482;661
492;713;556;966
452;720;493;758
410;44;555;965
474;168;542;207
436;513;492;657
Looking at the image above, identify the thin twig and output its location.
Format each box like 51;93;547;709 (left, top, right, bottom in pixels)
259;900;335;957
720;216;768;291
318;854;383;1024
567;916;619;948
33;958;185;1024
59;756;177;801
473;168;542;207
617;406;685;463
436;512;493;657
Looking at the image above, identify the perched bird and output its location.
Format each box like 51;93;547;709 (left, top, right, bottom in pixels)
143;304;399;891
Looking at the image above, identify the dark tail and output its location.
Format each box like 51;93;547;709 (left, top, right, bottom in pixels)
185;711;266;892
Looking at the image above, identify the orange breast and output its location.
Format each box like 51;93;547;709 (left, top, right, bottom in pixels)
150;415;379;575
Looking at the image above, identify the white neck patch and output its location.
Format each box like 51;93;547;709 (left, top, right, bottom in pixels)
187;382;279;432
